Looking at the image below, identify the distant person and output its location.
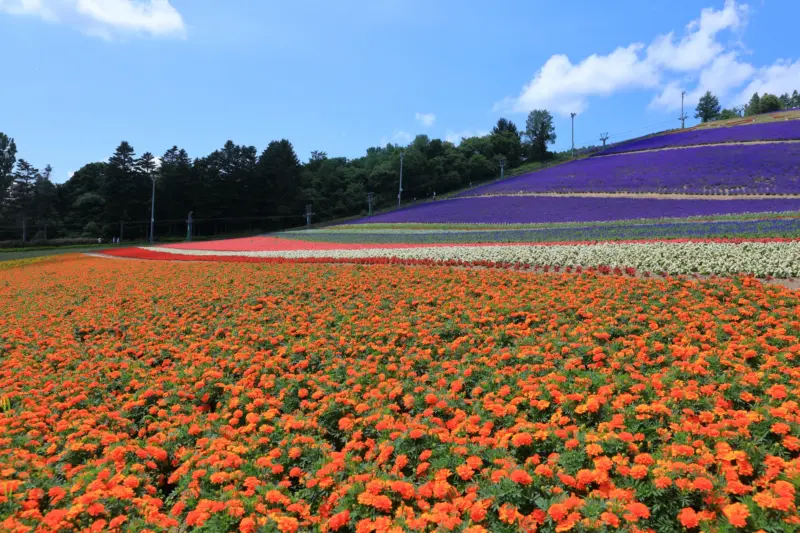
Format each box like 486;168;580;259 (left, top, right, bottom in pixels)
97;238;102;244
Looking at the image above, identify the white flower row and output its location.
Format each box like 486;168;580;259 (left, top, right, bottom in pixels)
146;241;800;278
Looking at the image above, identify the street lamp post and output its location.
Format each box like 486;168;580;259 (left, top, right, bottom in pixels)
186;211;193;242
570;113;577;158
149;172;156;244
499;158;506;181
398;152;404;208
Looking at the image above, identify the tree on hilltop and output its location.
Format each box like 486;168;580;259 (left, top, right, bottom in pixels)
759;93;782;113
744;93;761;116
524;110;557;161
695;91;721;123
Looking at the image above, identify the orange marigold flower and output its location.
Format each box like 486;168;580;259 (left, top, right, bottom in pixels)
600;512;619;527
239;517;256;533
548;503;569;522
327;510;350;531
512;433;533;447
723;503;749;528
510;469;533;485
623;502;650;522
691;477;713;492
678;508;699;528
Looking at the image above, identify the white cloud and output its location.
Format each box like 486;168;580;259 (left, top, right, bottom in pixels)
380;131;413;146
499;44;660;116
415;112;436;127
650;52;754;112
0;0;56;20
735;59;800;102
646;0;747;72
0;0;185;38
498;0;751;117
445;129;489;145
68;170;75;179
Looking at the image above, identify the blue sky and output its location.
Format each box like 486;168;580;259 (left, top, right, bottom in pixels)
1;0;799;182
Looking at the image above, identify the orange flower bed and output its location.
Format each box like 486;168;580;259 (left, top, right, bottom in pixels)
0;255;798;532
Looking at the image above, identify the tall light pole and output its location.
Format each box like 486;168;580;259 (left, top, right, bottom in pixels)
499;157;506;181
149;171;156;244
570;113;577;158
397;151;404;208
680;91;687;129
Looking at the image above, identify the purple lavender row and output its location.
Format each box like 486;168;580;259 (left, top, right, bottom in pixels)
598;119;800;155
461;144;800;197
351;196;800;225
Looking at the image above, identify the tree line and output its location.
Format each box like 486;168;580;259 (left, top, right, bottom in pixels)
0;111;558;242
694;89;800;122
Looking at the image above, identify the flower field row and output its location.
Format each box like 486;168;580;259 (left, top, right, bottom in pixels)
285;217;800;245
1;255;799;533
110;238;800;277
596;120;800;155
350;196;800;225
458;143;800;197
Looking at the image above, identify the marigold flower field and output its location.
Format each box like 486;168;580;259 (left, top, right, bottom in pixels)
1;255;799;532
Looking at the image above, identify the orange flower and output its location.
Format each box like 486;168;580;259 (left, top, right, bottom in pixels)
678;508;699;528
327;510;350;531
510;469;533;485
723;503;749;528
623;502;650;522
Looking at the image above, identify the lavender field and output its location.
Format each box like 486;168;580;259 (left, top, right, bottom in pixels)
351;196;800;225
598;119;800;155
462;143;800;197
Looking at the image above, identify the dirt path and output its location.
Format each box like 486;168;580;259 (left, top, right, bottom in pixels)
457;192;800;200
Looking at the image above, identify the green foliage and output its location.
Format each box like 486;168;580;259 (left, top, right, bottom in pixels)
525;109;557;160
759;93;782;113
0;113;558;239
0;132;17;208
745;92;762;116
695;91;721;122
718;108;742;120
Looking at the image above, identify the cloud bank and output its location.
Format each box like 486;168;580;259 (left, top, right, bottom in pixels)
0;0;185;38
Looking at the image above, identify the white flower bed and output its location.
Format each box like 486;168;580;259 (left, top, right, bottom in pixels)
147;240;800;278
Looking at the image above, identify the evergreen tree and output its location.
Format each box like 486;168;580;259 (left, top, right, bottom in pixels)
0;133;17;209
9;160;39;241
256;139;302;226
745;93;761;116
34;165;57;238
490;118;523;167
159;146;193;223
792;90;800;108
104;141;140;239
694;91;721;122
779;93;792;109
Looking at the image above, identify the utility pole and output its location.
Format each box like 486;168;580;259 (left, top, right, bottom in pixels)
499;158;506;181
570;113;577;158
600;132;609;147
397;151;404;208
367;192;374;216
680;91;687;129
